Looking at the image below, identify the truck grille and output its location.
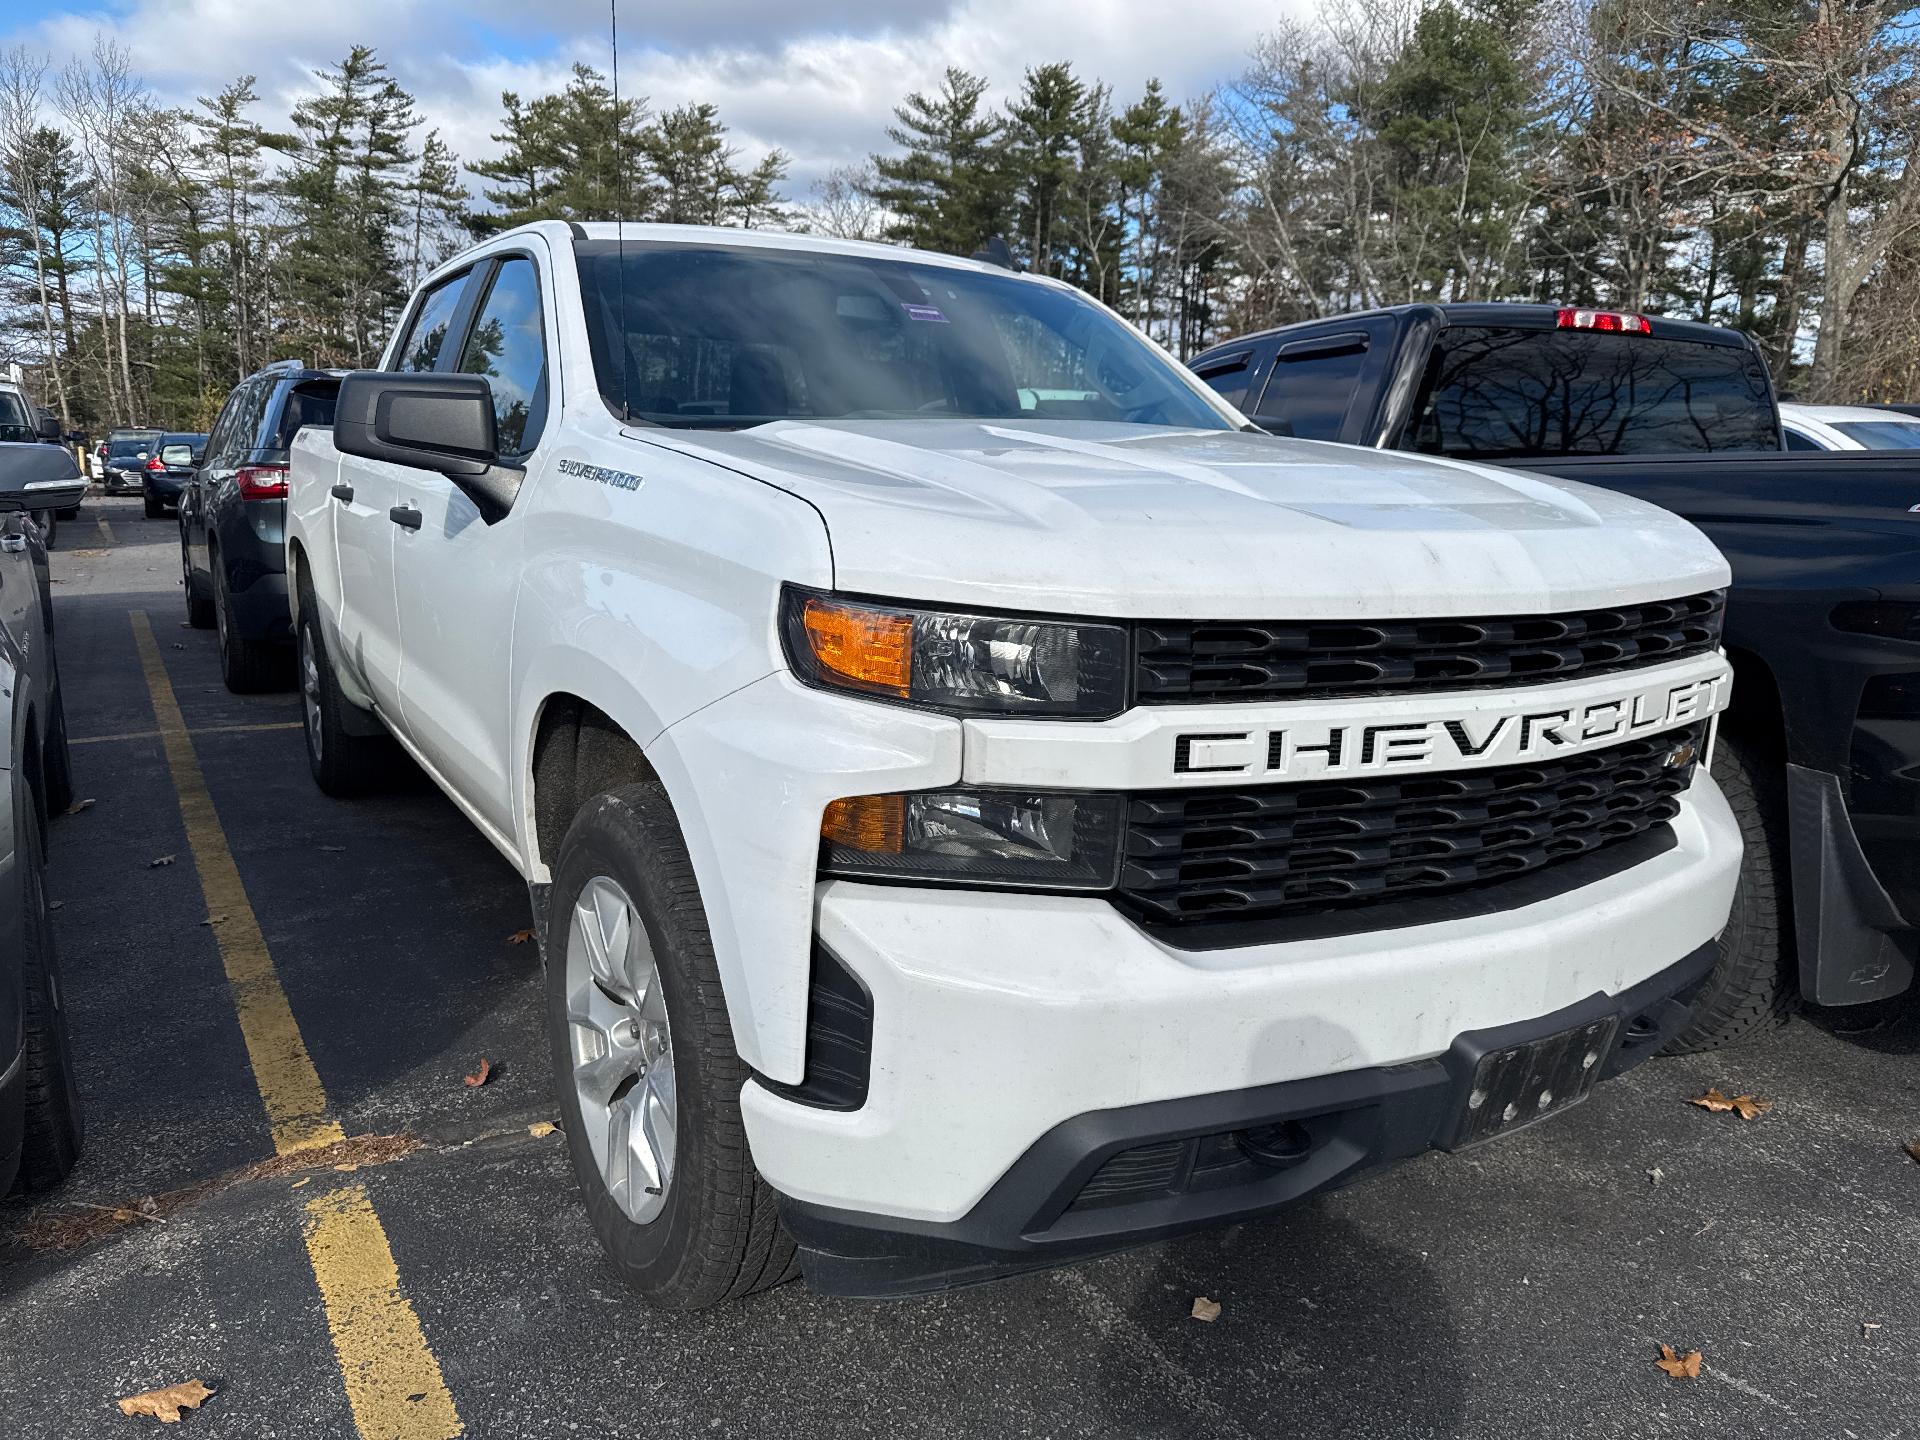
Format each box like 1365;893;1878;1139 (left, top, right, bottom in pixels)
1116;725;1705;928
1133;591;1724;704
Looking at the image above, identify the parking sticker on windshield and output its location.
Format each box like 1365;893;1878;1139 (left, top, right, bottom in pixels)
902;303;949;324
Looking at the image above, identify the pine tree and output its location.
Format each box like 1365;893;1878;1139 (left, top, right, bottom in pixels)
867;67;1010;254
1005;62;1093;277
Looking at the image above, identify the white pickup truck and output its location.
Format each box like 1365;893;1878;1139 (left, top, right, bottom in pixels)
286;222;1741;1307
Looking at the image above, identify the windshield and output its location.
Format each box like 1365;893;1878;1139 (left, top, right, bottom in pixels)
1833;420;1920;449
574;242;1232;431
0;392;34;443
1409;327;1779;457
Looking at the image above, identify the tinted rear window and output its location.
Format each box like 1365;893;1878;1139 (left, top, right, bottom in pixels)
108;437;155;457
270;383;339;451
1409;327;1778;457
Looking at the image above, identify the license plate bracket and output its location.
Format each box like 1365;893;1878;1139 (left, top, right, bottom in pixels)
1447;1014;1620;1149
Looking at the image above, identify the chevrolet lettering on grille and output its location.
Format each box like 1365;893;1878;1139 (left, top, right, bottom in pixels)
1172;670;1730;781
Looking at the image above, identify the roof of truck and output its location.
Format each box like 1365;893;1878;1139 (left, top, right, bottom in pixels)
484;220;1030;282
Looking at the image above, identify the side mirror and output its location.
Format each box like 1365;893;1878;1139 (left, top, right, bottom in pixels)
162;445;194;466
37;414;61;441
334;371;497;479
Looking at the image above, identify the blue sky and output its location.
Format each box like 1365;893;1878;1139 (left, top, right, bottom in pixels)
1;0;1301;192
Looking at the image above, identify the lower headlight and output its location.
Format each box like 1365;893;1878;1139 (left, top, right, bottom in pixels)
820;789;1124;890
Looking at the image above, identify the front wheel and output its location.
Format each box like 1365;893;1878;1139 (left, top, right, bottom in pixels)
1665;733;1794;1052
547;784;795;1309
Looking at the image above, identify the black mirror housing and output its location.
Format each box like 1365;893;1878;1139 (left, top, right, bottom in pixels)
334;371;497;478
36;414;61;441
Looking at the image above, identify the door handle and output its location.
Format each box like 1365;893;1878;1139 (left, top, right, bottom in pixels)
389;504;423;530
0;533;26;553
330;482;355;503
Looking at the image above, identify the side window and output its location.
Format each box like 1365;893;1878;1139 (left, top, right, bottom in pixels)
202;389;243;468
457;256;549;456
1254;334;1369;441
232;377;275;462
1783;427;1820;452
396;273;470;373
1194;350;1253;409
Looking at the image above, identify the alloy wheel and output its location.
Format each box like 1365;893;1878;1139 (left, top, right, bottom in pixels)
565;875;677;1225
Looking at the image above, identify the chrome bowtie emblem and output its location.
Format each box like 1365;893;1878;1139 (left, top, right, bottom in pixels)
1662;739;1699;770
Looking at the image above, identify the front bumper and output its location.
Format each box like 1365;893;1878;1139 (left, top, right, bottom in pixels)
780;939;1717;1296
741;775;1740;1289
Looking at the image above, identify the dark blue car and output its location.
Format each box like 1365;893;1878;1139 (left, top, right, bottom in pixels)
181;362;343;692
142;432;208;519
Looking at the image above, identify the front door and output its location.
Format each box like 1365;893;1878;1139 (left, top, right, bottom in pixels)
392;252;553;835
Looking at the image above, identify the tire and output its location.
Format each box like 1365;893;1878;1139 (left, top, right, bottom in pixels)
1665;733;1794;1052
15;776;84;1192
42;691;74;819
183;534;215;629
547;784;796;1310
296;591;392;796
144;493;164;519
215;561;287;693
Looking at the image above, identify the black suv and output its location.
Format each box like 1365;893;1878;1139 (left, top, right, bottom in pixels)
181;362;343;692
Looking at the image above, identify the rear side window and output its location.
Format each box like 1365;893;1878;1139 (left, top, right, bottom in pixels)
1783;428;1821;452
1409;327;1778;457
1254;335;1369;440
396;274;469;373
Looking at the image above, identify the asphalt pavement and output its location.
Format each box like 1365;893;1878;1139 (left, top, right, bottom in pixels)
1;495;1915;1439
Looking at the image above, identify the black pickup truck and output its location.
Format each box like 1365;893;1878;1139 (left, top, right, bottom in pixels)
1191;304;1920;1049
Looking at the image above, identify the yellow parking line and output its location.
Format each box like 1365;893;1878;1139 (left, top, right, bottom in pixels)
130;610;464;1440
71;720;303;746
304;1186;467;1440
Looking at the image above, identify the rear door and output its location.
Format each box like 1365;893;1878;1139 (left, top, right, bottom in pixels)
392;250;553;833
332;270;479;723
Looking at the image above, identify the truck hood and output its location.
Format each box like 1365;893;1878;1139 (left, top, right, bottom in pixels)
636;419;1730;618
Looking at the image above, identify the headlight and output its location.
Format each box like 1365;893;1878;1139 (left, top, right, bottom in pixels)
821;789;1124;890
781;588;1128;717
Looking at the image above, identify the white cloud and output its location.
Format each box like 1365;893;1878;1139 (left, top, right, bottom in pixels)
6;0;1307;194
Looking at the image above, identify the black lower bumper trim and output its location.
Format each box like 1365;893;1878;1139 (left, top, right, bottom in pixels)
781;940;1718;1298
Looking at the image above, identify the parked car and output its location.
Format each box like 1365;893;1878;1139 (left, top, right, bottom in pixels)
182;363;343;692
0;443;83;1197
288;224;1740;1304
1780;402;1920;450
1191;302;1920;1042
99;429;164;495
141;432;207;519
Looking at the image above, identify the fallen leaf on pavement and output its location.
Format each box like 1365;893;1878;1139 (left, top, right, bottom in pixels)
507;927;536;945
1689;1087;1771;1120
528;1120;557;1138
65;798;95;815
1863;1320;1882;1338
463;1058;492;1088
1654;1344;1702;1379
148;854;176;869
170;643;184;650
1191;1296;1222;1322
117;1379;214;1422
49;900;63;911
1905;1139;1920;1164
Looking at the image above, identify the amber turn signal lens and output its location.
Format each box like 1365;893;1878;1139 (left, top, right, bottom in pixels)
822;794;905;854
801;597;912;696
